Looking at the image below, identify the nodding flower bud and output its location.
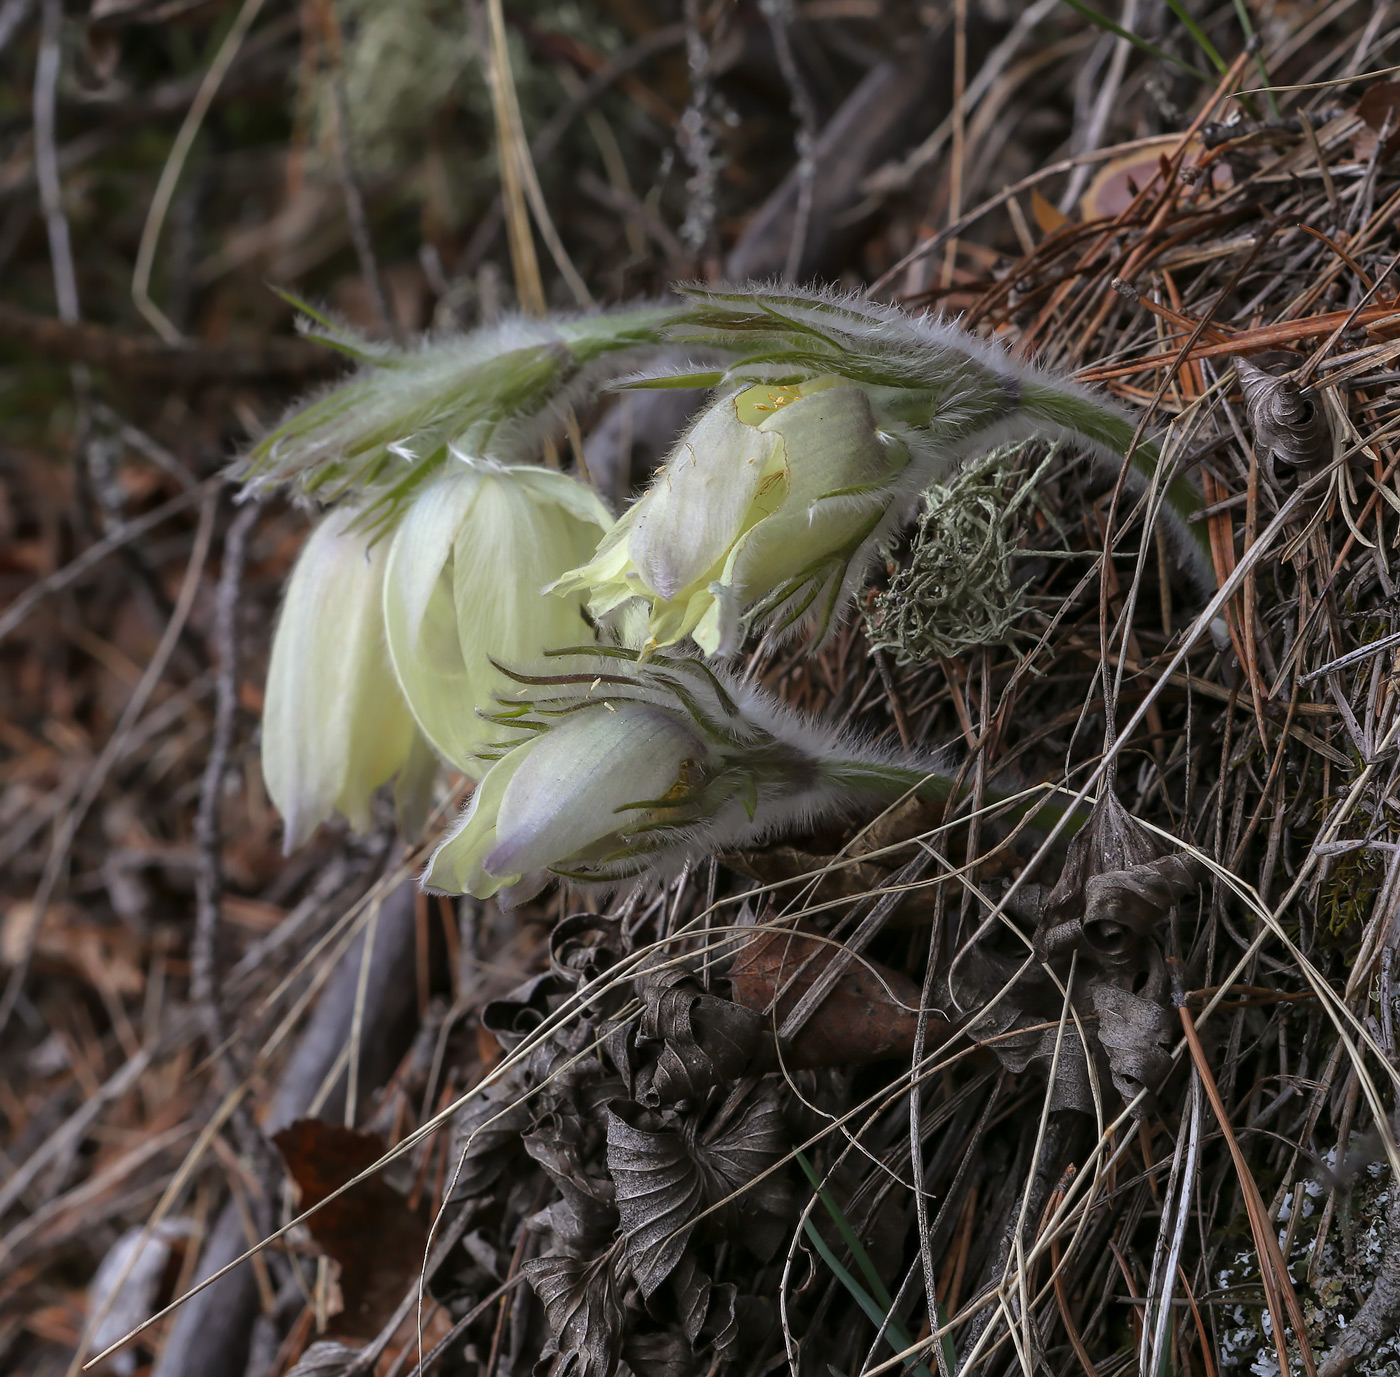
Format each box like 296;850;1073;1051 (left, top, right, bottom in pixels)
381;458;614;774
262;506;420;851
422;649;944;901
551;377;913;657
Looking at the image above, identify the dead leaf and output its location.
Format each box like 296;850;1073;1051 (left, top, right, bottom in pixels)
1356;81;1400;161
633;971;764;1108
726;923;944;1069
1079;137;1231;221
272;1119;428;1341
2;901;145;998
606;1102;706;1297
607;1084;791;1297
445;1082;535;1203
1091;982;1174;1101
1031;189;1070;236
523;1107;618;1256
522;1250;628;1377
1235;354;1333;477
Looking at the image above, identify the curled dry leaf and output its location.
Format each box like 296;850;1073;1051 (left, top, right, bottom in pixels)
446;1081;536;1203
1035;788;1202;969
956;789;1203;1110
1081;853;1205;961
665;1253;738;1354
954;957;1097;1115
524;1106;618;1254
551;913;628;987
522;1250;628;1377
633;970;765;1108
271;1119;428;1340
1234;354;1332;475
726;922;943;1069
607;1084;791;1298
481;971;570;1050
606;1101;708;1297
1091;982;1175;1102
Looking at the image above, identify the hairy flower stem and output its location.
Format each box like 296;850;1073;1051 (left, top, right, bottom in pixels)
1018;380;1212;578
823;760;1089;834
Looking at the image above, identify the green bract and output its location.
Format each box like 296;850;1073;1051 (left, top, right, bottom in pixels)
552;284;1212;656
239;304;675;529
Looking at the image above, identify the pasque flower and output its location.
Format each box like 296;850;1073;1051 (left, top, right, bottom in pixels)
262;506;421;849
553;284;1213;656
381;458;615;772
551;376;912;656
263;461;615;849
423;650;947;900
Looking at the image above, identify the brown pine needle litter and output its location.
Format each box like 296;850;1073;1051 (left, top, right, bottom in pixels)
6;5;1400;1377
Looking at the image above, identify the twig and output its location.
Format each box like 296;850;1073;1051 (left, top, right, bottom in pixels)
0;300;337;380
0;0;35;56
316;0;394;338
192;499;261;1065
34;0;78;324
0;474;222;644
759;0;817;282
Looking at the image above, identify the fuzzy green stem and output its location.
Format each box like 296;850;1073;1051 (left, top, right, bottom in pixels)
1018;380;1215;586
824;760;1088;833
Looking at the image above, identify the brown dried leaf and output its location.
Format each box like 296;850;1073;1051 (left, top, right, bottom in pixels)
727;924;941;1069
272;1119;428;1341
1356;81;1400;160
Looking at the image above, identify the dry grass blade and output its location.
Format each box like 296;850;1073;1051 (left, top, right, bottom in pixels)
1179;1002;1317;1377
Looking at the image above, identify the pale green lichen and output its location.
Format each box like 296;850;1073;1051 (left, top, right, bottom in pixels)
1216;1142;1400;1376
864;443;1069;664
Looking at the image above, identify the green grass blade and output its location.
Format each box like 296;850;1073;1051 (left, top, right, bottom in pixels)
1162;0;1228;74
1059;0;1211;81
795;1151;895;1309
796;1151;937;1377
1231;0;1281;118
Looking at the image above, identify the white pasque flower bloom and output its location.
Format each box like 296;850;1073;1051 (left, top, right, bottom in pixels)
422;650;942;901
262;506;421;850
551;376;914;657
381;458;615;773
